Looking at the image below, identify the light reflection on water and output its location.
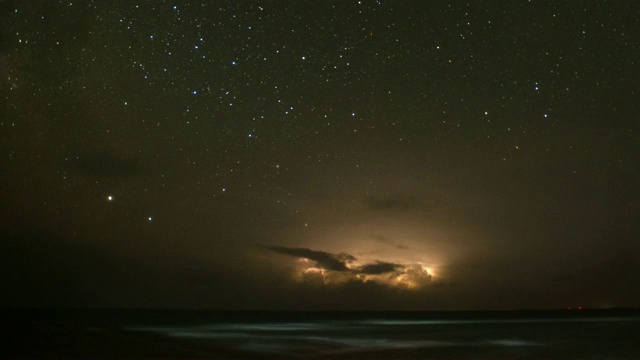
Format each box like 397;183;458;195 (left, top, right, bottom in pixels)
359;316;640;325
127;319;545;355
126;316;640;356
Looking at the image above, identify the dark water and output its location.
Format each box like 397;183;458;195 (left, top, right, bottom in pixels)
4;309;640;358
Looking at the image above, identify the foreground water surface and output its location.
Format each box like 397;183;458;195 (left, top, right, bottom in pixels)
4;309;640;359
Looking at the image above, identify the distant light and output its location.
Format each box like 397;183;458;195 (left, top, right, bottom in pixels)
107;195;113;201
578;306;582;310
148;216;153;221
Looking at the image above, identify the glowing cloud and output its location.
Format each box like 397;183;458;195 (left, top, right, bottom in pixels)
263;245;435;289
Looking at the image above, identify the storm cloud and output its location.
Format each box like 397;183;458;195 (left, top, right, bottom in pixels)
265;245;353;272
265;245;408;277
357;261;404;275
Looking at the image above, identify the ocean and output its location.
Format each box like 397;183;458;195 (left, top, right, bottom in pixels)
4;309;640;359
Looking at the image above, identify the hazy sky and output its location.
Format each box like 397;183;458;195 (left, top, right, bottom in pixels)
1;1;639;310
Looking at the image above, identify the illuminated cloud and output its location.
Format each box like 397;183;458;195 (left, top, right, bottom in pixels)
265;245;352;272
264;245;433;289
357;261;404;275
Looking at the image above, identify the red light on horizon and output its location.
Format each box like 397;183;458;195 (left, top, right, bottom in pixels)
578;306;582;310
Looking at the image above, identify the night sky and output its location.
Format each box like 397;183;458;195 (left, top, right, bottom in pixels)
1;1;639;310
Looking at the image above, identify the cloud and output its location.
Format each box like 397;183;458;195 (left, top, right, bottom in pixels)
265;245;352;272
365;193;417;211
370;235;410;249
357;261;404;275
263;245;431;289
64;152;148;178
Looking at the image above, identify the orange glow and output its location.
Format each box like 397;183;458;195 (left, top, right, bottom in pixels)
298;267;328;284
293;259;436;289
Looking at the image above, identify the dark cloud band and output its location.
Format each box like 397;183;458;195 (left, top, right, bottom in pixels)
266;245;352;272
265;245;405;276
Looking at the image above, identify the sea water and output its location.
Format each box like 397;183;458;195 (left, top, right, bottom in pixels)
5;309;640;358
